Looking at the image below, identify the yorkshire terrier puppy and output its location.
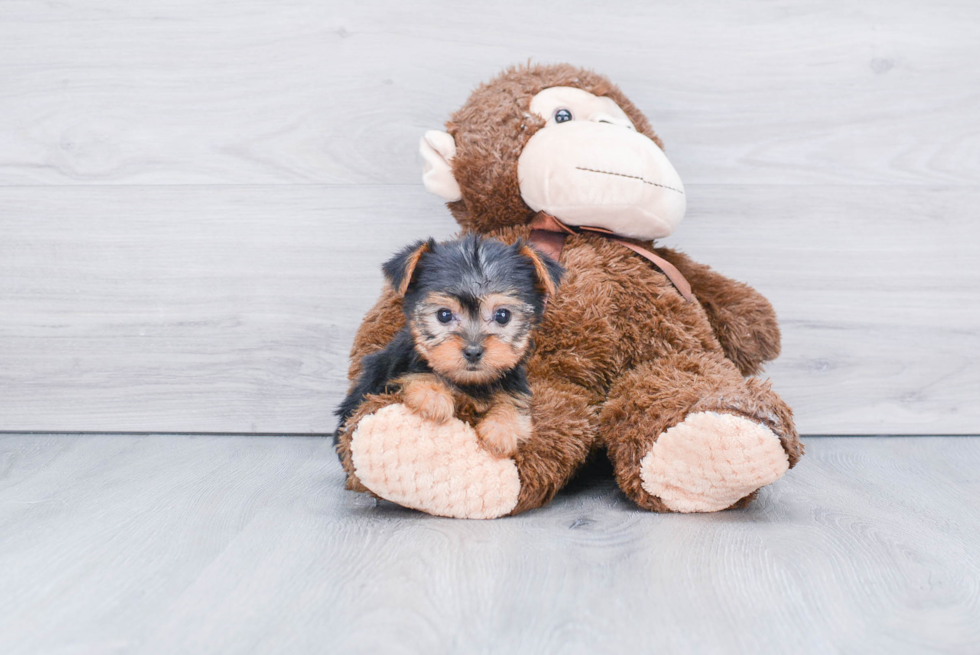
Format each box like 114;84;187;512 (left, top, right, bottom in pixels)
337;234;563;458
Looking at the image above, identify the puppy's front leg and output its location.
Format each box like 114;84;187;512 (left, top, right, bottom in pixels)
475;393;532;459
398;373;456;424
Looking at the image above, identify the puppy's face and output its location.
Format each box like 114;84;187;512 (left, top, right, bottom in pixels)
384;234;564;385
410;290;535;385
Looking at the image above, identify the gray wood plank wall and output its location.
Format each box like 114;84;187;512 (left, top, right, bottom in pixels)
1;1;978;434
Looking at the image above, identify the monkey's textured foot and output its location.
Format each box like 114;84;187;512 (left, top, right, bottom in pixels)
639;411;789;513
349;404;521;519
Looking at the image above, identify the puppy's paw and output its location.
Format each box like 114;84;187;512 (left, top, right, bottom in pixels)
401;376;455;423
476;409;531;459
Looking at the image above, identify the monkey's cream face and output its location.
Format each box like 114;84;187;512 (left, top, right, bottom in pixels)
517;87;686;240
410;292;535;386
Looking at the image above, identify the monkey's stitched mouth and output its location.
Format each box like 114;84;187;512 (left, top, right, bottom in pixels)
575;167;684;195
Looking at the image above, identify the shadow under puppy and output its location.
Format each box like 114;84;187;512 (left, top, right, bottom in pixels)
337;234;563;458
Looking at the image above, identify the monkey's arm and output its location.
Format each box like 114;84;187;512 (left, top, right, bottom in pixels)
346;286;406;382
654;247;781;377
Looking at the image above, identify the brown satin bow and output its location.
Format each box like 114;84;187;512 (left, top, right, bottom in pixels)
527;211;694;302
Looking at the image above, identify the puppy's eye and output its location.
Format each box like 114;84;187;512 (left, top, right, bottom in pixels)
554;108;573;123
436;308;453;324
493;308;511;325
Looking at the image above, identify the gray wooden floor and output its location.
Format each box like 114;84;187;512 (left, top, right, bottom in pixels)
1;434;978;654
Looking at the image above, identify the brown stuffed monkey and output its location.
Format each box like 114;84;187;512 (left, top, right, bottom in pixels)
335;63;803;519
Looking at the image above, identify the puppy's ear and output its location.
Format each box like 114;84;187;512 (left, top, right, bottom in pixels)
517;241;564;298
383;238;436;297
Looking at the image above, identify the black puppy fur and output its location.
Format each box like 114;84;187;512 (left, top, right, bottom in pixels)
336;234;562;429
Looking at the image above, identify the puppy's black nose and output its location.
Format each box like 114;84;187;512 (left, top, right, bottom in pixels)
462;344;485;363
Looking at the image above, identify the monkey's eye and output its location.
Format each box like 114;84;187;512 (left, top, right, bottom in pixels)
493;308;511;325
436;308;453;324
554;108;573;123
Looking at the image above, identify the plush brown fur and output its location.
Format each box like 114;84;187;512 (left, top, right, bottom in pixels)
599;352;801;511
445;64;663;235
654;248;782;376
337;63;802;515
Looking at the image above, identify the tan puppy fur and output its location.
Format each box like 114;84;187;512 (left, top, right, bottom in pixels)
473;393;533;458
399;373;456;424
409;290;535;386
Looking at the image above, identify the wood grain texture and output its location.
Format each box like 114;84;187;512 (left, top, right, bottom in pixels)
0;185;457;433
1;184;977;434
1;434;978;654
1;0;978;434
0;0;978;186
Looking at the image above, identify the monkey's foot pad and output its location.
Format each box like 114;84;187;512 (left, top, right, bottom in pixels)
350;404;521;519
640;411;790;513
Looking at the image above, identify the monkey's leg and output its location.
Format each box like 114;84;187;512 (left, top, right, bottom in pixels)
510;379;598;514
600;352;803;513
336;390;517;519
336;379;597;519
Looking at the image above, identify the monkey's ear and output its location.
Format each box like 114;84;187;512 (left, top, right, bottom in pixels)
383;238;436;297
420;130;463;202
518;242;564;298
